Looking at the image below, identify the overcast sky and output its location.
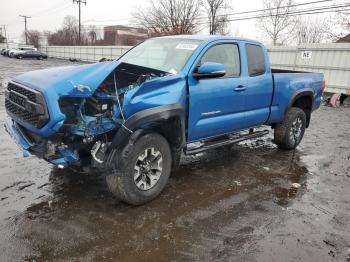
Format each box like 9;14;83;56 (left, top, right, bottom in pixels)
0;0;341;44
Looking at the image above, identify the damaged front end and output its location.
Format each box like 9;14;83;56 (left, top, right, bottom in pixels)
5;61;169;169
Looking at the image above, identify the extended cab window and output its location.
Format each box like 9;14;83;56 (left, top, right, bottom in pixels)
246;44;266;76
200;44;240;77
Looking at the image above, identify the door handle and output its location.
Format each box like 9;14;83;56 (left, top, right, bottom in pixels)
234;85;246;91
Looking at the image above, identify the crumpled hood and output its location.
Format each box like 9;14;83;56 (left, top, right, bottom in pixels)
14;60;121;97
8;60;186;137
9;61;120;137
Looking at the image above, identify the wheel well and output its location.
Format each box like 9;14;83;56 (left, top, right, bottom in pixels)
142;116;184;168
292;95;312;127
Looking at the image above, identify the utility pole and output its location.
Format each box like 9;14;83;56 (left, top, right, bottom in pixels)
1;25;9;48
73;0;86;45
19;15;31;45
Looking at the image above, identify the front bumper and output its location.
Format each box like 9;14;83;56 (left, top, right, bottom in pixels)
4;117;32;157
4;117;79;167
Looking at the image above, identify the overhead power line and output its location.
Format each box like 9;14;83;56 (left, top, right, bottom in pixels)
218;3;350;23
29;0;71;17
195;0;338;21
81;0;339;25
33;4;73;19
82;2;348;29
142;3;349;26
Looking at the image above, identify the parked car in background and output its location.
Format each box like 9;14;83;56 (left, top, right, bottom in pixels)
2;49;10;56
15;50;48;60
8;49;19;57
0;48;6;54
9;47;37;57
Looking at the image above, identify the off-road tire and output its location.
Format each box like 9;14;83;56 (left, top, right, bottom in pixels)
106;133;172;205
274;107;306;150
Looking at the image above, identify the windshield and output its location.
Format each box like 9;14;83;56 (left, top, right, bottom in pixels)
118;38;202;74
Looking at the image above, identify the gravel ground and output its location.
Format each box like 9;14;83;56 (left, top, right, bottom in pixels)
0;55;349;262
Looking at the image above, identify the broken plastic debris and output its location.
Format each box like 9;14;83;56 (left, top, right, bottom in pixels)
291;183;301;189
22;149;29;157
76;84;92;92
328;93;341;107
234;181;242;186
263;166;270;171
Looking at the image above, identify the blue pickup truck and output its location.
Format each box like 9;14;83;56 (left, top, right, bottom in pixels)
5;35;325;204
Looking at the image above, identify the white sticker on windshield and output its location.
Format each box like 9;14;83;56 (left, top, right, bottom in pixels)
176;43;198;50
168;69;178;75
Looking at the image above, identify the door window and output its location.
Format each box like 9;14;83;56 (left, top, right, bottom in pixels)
246;44;266;76
200;44;240;77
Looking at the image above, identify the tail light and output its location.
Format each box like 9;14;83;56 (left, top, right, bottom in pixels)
322;79;326;94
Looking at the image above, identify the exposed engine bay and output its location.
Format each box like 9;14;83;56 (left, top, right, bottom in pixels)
27;63;169;168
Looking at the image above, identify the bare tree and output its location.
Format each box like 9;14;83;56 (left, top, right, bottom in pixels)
339;0;350;30
258;0;297;45
318;1;350;42
47;16;80;45
295;18;328;44
62;15;79;45
203;0;232;35
24;30;41;48
133;0;201;36
88;30;97;45
85;25;100;45
334;0;350;40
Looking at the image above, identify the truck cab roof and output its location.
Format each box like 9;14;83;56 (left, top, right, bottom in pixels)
155;34;263;45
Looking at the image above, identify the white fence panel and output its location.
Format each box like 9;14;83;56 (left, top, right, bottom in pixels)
39;43;350;94
39;45;132;63
267;43;350;94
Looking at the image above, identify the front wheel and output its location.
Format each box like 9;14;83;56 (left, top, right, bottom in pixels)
274;107;306;150
106;133;172;205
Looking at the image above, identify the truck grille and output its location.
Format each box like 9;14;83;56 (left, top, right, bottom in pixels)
7;82;37;102
5;82;49;128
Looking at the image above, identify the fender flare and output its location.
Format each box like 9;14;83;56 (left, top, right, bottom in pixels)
285;88;314;127
286;88;314;114
109;103;186;151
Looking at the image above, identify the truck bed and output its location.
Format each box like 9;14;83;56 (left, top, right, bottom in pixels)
268;69;324;124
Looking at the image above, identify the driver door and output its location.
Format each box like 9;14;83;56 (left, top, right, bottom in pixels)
187;42;247;142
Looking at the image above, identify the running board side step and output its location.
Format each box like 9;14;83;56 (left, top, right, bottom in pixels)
185;130;269;155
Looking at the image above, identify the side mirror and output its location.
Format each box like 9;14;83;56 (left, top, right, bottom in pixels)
193;62;226;79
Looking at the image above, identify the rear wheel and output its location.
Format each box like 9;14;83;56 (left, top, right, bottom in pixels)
274;107;306;150
37;56;43;60
106;133;172;205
